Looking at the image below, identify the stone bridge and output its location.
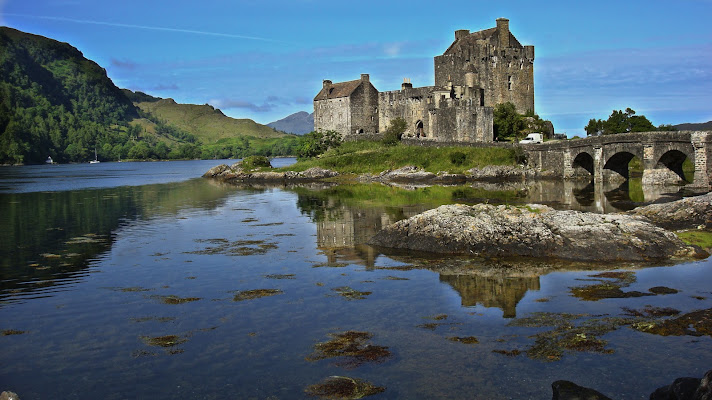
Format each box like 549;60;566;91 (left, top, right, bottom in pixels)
524;131;712;188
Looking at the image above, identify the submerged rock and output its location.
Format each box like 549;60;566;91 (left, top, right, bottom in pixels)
368;204;705;261
629;192;712;230
551;380;612;400
650;369;712;400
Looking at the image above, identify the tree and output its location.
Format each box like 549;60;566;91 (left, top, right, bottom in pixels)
493;102;525;141
297;130;342;159
586;108;658;135
381;118;407;145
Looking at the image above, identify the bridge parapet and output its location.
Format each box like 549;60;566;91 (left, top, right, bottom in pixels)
523;131;712;189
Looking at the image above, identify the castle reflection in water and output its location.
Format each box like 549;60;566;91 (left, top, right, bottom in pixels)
304;179;695;318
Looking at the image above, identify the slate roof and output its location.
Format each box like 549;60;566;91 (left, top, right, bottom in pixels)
314;79;362;101
443;26;523;55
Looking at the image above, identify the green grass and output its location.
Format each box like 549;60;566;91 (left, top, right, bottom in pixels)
676;230;712;250
277;141;518;175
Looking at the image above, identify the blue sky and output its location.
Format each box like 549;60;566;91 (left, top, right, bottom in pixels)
1;0;710;136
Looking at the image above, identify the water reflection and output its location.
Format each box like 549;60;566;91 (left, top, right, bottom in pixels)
439;273;540;318
287;181;697;318
0;178;240;304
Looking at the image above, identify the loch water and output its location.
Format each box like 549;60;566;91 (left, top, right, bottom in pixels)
1;159;710;399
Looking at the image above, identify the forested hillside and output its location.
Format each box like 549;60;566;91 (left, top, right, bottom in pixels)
0;27;298;164
0;27;139;164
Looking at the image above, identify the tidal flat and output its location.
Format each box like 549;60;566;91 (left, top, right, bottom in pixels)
0;159;711;399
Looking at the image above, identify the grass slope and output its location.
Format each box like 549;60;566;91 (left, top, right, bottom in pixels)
276;141;518;175
135;99;285;143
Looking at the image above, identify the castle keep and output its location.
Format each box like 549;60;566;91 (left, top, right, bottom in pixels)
314;18;534;142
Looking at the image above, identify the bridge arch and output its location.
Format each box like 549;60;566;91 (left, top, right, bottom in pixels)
642;149;692;185
603;151;638;181
571;151;594;177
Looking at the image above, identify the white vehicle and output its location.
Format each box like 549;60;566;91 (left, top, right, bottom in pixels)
519;133;543;144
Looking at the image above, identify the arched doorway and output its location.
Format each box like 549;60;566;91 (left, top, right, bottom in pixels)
415;120;424;138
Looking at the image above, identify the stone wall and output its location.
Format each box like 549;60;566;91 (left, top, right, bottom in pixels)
348;75;379;136
313;97;351;138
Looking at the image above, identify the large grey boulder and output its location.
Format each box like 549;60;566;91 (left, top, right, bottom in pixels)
368;203;705;261
629;192;712;230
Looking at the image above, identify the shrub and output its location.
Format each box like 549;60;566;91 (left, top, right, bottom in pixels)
450;151;467;166
510;145;527;165
240;155;272;170
381;118;407;146
297;130;342;159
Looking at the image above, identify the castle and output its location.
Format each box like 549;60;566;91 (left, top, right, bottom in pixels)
314;18;534;142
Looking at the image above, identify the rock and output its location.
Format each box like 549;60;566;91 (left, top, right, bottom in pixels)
697;370;712;400
367;203;705;261
379;166;436;182
629;192;712;230
202;164;338;182
300;167;338;179
467;165;537;181
0;392;20;400
650;370;712;400
551;380;612;400
202;164;231;178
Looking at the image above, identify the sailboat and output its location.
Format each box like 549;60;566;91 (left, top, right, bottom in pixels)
89;148;100;164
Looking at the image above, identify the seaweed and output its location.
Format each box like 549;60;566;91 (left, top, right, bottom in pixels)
264;274;296;280
508;313;633;361
621;306;680;318
570;271;654;301
382;276;409;280
448;336;479;344
187;238;278;256
2;329;27;336
306;331;391;368
153;295;201;305
232;289;283;301
305;376;385;399
631;308;712;337
141;334;187;348
492;349;522;357
648;286;679;295
331;287;372;300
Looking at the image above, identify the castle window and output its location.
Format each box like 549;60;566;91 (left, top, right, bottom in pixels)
508;76;513;91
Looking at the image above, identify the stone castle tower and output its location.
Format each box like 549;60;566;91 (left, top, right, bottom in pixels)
314;19;534;141
434;18;535;115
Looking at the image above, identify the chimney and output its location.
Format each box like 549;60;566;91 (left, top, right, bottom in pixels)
361;74;370;82
401;78;412;90
496;18;509;48
455;29;469;40
323;79;332;88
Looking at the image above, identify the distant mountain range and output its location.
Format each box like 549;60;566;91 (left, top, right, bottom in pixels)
267;111;314;135
673;121;712;131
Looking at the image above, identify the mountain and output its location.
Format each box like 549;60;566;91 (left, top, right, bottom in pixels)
134;97;285;143
0;26;138;164
267;111;314;135
0;27;296;164
673;121;712;131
